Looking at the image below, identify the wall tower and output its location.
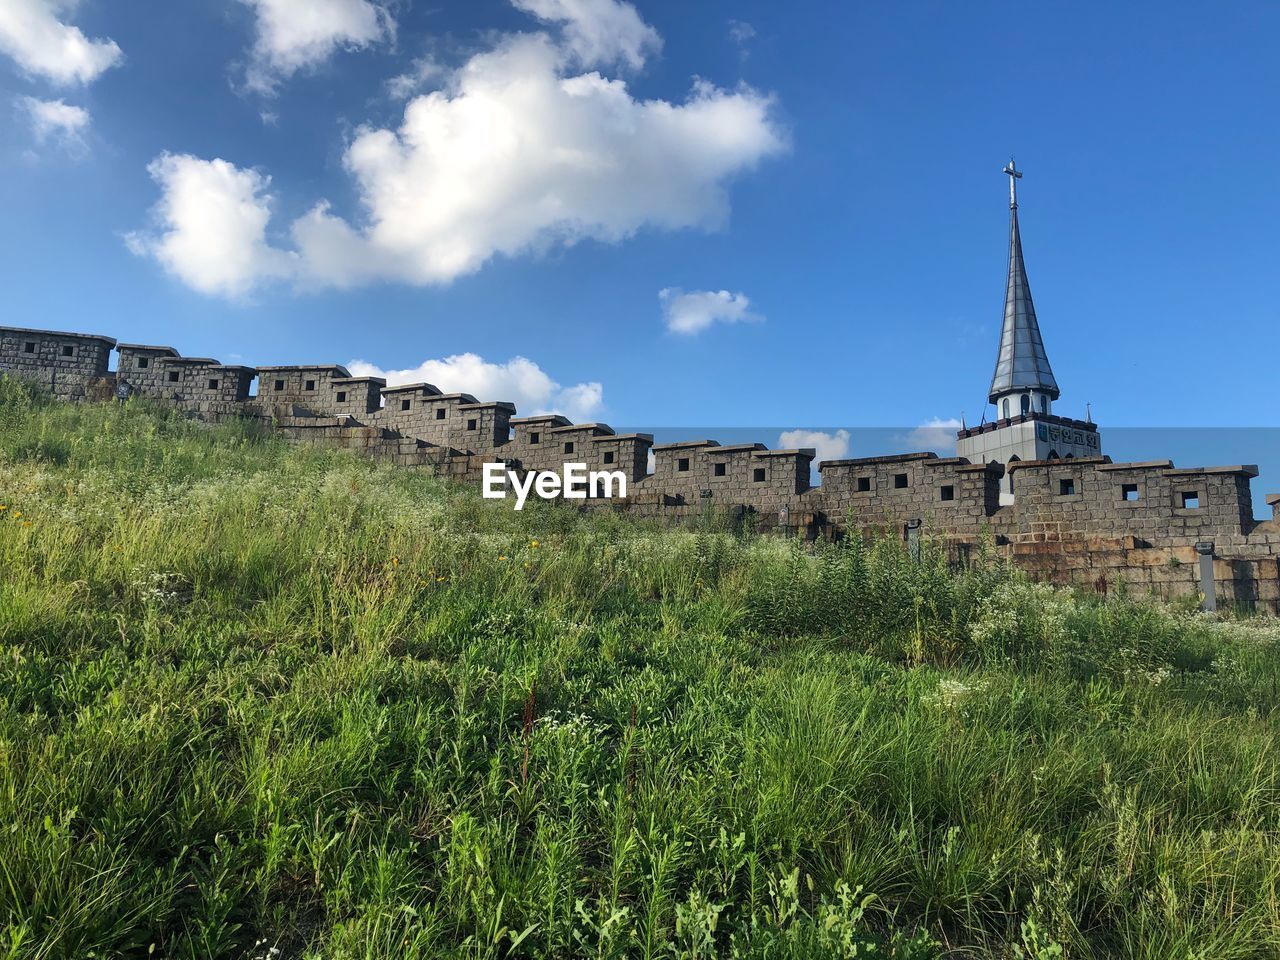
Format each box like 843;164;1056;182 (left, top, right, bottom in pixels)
956;160;1101;500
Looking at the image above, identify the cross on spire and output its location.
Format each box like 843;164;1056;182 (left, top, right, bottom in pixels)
1003;158;1022;209
988;158;1059;404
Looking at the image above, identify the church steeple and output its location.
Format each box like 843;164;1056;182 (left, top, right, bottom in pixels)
988;159;1060;407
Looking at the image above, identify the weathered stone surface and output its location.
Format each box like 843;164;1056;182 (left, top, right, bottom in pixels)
5;323;1280;614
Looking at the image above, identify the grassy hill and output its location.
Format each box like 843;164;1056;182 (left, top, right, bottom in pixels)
2;375;1279;959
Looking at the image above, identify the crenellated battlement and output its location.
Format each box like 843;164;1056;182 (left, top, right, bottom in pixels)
3;322;1279;612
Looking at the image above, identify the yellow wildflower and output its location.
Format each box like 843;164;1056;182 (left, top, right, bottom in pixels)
0;505;7;511
498;555;508;562
392;556;400;567
530;540;540;548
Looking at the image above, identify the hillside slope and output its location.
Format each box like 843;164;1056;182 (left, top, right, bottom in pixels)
2;378;1279;959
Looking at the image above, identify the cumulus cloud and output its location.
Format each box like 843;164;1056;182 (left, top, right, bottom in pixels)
135;22;784;297
0;0;122;86
778;428;850;464
125;153;296;299
347;354;605;421
511;0;661;70
904;417;962;455
660;288;762;335
20;95;89;148
240;0;394;94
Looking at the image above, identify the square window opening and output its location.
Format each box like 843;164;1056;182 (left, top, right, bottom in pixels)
1181;491;1201;510
893;473;908;489
304;379;315;391
564;442;576;454
208;378;220;390
1122;483;1140;502
529;432;540;444
467;418;478;431
167;371;180;383
940;485;955;501
60;345;74;357
274;379;285;391
677;457;690;472
138;357;150;369
400;399;411;411
857;476;871;492
435;408;446;420
1058;478;1076;496
752;467;767;483
22;342;35;354
603;451;616;464
336;391;347;403
714;462;727;477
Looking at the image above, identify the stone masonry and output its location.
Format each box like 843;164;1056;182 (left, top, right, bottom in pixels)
3;322;1279;613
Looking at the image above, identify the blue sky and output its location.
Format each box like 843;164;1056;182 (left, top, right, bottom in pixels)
2;1;1278;466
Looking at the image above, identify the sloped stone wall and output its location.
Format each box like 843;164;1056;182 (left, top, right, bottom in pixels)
4;322;1279;612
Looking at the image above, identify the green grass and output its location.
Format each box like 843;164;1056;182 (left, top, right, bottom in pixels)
1;374;1279;959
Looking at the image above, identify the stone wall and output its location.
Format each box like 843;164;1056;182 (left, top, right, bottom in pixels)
4;322;1280;613
1;326;114;399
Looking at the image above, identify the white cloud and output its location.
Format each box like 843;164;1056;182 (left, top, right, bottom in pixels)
347;354;605;421
135;25;784;297
20;95;89;147
511;0;661;70
904;417;962;455
728;19;756;50
386;56;444;99
125;153;296;299
293;34;784;289
0;0;122;86
240;0;394;94
660;287;762;335
778;428;850;464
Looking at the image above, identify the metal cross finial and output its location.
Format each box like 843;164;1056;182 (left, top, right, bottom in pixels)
1003;158;1023;208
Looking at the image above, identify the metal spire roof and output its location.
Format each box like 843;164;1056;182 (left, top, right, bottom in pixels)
988;160;1060;404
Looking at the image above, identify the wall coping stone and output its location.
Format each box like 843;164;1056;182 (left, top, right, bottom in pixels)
652;439;721;452
590;432;654;443
0;324;116;347
421;392;479;403
1267;494;1280;507
754;448;816;459
511;414;572;426
331;376;386;386
381;382;443;396
1165;464;1259;478
820;452;938;469
1006;456;1112;472
1096;460;1175;471
258;364;352;376
547;422;612;435
707;443;768;455
459;400;518;413
116;343;179;356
